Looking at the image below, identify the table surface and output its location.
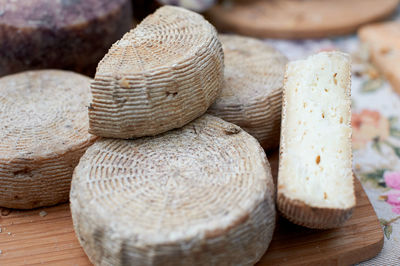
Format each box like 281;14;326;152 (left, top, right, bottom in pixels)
0;153;384;266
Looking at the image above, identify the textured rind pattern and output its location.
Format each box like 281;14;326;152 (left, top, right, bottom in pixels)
0;0;132;77
89;6;224;138
277;187;354;229
207;34;287;150
0;70;98;209
71;115;275;266
277;52;355;229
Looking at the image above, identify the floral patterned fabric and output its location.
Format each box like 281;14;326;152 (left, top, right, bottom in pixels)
265;10;400;265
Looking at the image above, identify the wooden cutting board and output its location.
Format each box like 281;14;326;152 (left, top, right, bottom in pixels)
0;151;383;265
205;0;399;39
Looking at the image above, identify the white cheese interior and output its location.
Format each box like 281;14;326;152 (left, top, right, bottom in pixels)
279;52;355;209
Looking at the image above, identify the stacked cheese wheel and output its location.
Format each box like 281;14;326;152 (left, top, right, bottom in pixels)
72;115;275;265
208;34;288;150
70;6;282;266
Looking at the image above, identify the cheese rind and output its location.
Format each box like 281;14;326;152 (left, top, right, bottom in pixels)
207;34;288;150
89;6;224;139
71;115;276;265
0;70;98;209
278;51;355;229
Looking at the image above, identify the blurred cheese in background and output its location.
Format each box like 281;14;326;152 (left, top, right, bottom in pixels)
0;0;133;77
359;22;400;95
205;0;399;39
157;0;216;12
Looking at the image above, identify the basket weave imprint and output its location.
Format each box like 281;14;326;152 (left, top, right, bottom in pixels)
0;70;98;209
71;115;276;266
89;6;224;139
208;34;288;150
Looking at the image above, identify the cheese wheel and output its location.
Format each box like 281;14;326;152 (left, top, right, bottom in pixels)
359;22;400;95
278;52;355;229
71;115;275;266
89;6;224;139
0;0;132;77
205;0;399;39
207;34;287;150
0;70;98;209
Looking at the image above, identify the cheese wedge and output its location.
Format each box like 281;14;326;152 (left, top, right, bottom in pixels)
71;115;275;265
277;52;355;229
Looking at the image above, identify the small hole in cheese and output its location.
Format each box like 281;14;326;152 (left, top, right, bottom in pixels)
316;155;321;164
333;73;338;85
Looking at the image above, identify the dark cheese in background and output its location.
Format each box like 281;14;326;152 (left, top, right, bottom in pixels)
0;0;133;77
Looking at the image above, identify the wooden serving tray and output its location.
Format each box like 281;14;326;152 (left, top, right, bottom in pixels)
206;0;399;39
0;152;383;265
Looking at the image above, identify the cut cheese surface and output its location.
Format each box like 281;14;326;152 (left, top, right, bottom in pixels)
279;52;354;210
71;115;275;265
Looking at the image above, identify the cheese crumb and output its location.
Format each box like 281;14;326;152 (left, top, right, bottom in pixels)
39;211;48;217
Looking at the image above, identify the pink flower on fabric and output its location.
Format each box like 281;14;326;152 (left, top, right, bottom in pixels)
393;206;400;215
387;192;400;206
384;171;400;190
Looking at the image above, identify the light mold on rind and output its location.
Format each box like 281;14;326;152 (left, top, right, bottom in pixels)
89;6;224;139
208;34;288;150
0;70;98;209
71;115;276;266
277;51;355;229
